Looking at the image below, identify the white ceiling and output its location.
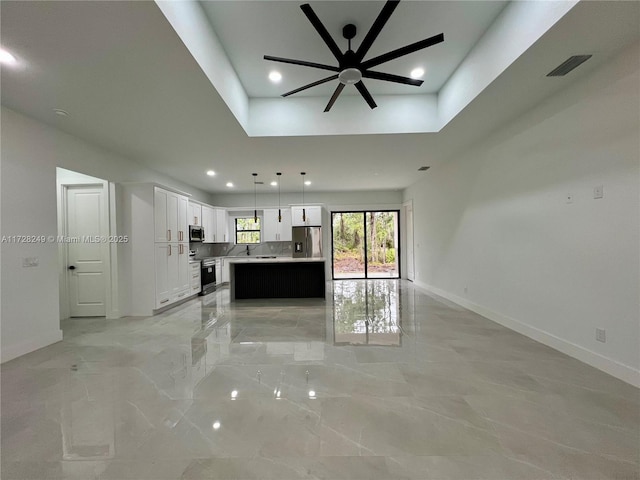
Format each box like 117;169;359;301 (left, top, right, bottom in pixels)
1;1;639;193
200;1;507;97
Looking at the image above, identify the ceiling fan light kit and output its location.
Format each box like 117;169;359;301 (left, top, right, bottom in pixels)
264;0;444;112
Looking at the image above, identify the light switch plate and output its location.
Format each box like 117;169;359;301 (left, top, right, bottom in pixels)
22;257;39;267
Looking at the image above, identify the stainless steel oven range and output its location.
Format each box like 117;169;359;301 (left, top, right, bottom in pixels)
200;258;217;295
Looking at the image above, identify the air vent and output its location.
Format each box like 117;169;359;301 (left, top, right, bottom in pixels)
418;166;430;171
547;55;592;77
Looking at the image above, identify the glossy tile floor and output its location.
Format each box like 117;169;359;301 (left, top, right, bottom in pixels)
2;280;639;480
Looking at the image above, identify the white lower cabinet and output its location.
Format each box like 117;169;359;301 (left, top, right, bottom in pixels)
221;258;229;284
154;243;190;309
176;243;190;299
190;262;202;295
155;244;171;308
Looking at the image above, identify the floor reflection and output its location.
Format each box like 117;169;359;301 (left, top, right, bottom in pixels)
6;279;637;480
332;280;401;346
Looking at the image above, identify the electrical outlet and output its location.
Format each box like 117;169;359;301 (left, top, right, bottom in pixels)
594;185;604;199
566;194;573;204
596;328;606;343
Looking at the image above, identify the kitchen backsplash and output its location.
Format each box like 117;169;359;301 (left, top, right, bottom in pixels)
190;241;292;259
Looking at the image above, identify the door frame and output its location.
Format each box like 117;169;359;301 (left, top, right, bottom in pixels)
58;180;119;319
402;200;415;281
330;209;401;280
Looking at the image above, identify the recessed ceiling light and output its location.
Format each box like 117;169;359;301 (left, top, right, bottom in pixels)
206;170;216;176
410;67;424;79
269;71;282;83
226;182;234;187
270;181;277;186
53;109;69;117
304;180;311;186
0;48;17;66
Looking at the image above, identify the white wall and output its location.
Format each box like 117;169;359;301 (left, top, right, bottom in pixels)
0;107;212;362
210;190;402;210
404;42;640;386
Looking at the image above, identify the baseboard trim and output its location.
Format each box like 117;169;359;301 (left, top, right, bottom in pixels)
413;280;640;388
1;329;64;363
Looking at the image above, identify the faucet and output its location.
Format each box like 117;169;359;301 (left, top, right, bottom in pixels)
246;244;250;256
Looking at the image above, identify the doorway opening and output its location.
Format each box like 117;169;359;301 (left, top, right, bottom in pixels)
331;210;400;279
56;168;117;319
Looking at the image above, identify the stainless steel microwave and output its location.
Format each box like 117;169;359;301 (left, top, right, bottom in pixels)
189;225;204;242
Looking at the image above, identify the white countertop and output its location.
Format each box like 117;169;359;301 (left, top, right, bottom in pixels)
227;256;325;264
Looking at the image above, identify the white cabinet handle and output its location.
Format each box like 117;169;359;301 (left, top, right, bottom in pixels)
160;298;169;304
168;245;172;256
192;274;198;278
168;230;171;241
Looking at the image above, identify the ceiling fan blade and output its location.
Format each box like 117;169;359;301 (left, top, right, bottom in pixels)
360;33;444;70
362;70;423;86
300;4;344;62
264;55;339;72
282;75;339;97
355;81;377;109
355;0;400;62
324;83;346;112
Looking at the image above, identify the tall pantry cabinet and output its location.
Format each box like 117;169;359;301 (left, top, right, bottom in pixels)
121;184;191;316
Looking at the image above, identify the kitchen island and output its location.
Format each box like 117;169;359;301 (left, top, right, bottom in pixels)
228;257;325;300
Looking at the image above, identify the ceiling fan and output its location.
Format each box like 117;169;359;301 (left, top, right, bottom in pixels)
264;0;444;112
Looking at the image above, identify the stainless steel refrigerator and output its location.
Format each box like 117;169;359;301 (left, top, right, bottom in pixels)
292;226;322;258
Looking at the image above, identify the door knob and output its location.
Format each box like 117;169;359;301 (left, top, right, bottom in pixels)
68;265;76;270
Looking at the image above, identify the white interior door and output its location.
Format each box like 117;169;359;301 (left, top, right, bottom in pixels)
66;185;107;317
404;202;415;281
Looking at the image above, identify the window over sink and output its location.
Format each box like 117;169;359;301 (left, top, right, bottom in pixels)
235;217;261;244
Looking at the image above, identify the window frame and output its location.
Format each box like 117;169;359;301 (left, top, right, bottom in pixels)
235;216;261;244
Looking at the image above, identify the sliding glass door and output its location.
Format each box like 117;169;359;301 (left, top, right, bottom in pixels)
331;210;399;279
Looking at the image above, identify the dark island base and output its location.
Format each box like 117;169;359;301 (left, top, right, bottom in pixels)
234;262;325;299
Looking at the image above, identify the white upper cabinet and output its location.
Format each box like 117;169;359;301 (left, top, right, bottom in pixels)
291;205;322;227
188;202;202;226
263;208;292;241
154;186;188;242
202;205;215;243
154;188;169;242
215;208;229;243
177;196;188;242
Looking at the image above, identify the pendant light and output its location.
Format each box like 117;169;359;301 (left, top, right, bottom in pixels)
301;172;306;222
252;173;258;223
276;172;282;222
